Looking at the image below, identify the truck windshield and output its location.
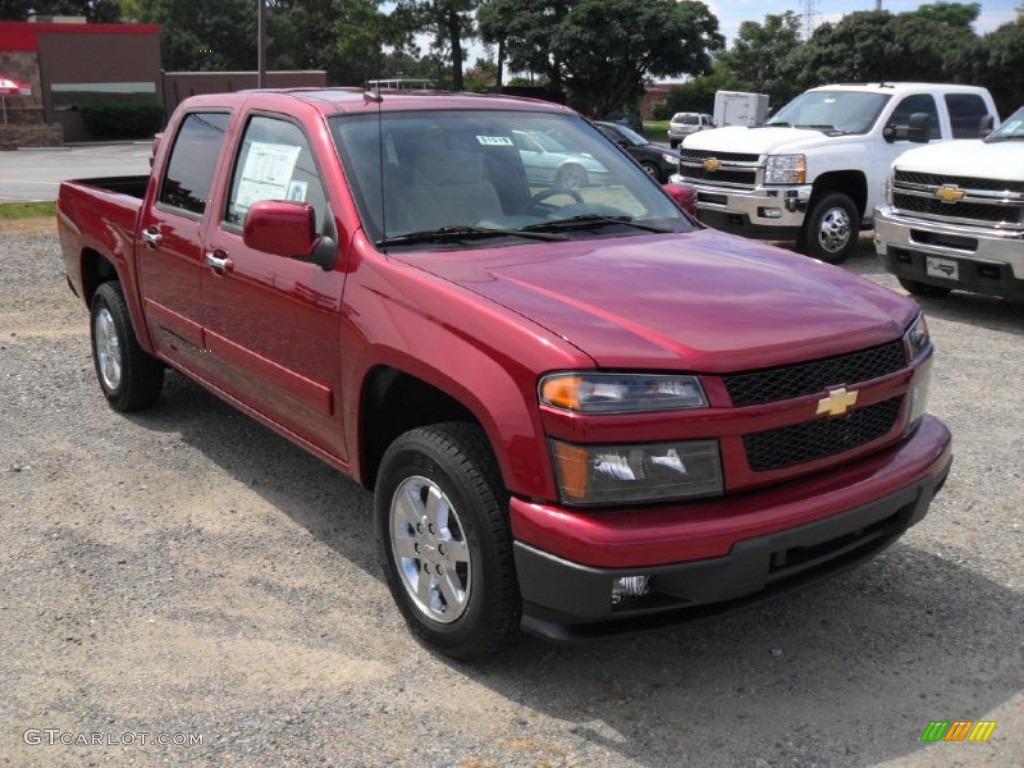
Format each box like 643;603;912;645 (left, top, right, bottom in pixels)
986;107;1024;142
329;110;694;250
768;91;891;135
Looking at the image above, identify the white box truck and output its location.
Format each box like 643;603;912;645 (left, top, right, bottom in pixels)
713;91;770;128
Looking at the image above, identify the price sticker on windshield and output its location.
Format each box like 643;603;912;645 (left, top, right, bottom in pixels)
476;136;514;147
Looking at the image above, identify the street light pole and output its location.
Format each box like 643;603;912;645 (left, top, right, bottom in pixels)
257;0;267;88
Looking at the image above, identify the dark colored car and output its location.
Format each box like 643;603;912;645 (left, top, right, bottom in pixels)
595;121;680;183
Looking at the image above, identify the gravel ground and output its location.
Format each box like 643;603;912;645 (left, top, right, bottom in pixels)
1;220;1021;767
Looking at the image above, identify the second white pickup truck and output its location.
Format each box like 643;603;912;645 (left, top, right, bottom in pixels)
673;83;999;263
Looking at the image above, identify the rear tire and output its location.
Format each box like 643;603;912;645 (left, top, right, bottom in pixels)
898;278;952;298
802;192;860;264
374;423;520;660
670;139;680;149
90;281;164;412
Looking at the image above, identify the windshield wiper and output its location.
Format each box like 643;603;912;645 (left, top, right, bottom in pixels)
377;225;566;247
765;121;791;127
522;214;672;234
795;124;840;132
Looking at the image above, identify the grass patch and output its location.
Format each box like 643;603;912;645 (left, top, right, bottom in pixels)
643;120;669;142
0;201;57;220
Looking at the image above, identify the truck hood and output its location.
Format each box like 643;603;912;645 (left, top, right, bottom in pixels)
683;125;841;156
396;229;915;373
894;139;1024;179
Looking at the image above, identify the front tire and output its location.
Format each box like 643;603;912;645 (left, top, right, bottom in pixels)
898;277;952;298
640;160;660;181
555;163;587;190
802;192;860;264
90;281;164;412
375;423;520;659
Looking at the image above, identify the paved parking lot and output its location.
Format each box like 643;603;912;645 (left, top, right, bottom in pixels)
0;144;151;202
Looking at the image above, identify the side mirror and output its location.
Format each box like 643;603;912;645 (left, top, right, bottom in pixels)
243;200;337;270
616;137;630;148
978;114;995;138
663;182;696;216
907;112;932;143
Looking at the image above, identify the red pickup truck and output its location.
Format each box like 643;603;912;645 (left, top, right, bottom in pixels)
58;89;951;659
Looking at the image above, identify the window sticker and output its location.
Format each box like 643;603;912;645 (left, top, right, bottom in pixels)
476;135;514;147
234;141;302;213
286;180;308;202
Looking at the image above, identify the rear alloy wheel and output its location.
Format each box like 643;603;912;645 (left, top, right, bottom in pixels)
898;277;952;298
375;423;520;659
90;281;164;412
555;164;587;190
803;192;860;264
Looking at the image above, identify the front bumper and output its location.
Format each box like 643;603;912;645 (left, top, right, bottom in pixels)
510;415;951;641
874;204;1024;299
669;176;811;238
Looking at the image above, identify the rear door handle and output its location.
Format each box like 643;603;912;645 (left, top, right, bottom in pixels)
204;250;234;274
142;228;162;248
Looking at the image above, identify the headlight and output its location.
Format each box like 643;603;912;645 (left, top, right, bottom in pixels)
539;372;707;413
903;312;930;360
660;153;677;164
907;363;932;429
550;438;723;505
764;154;806;185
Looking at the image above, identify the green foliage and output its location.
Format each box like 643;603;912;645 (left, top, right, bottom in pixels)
79;102;164;139
0;0;119;21
396;1;479;91
479;0;723;116
718;12;802;106
978;21;1024;116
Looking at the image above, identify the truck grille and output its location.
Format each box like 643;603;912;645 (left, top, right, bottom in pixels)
892;193;1017;225
681;149;760;164
744;396;904;471
894;170;1024;195
679;148;759;188
722;341;906;406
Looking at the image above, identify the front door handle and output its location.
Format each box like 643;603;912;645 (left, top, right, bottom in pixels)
204;251;235;274
142;228;162;248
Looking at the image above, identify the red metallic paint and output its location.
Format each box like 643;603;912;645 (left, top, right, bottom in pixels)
59;89;948;587
243;200;319;259
510;415;951;568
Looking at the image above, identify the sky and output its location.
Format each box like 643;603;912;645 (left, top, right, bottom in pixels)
706;0;1020;43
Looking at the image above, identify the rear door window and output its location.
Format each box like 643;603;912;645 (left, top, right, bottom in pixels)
158;112;231;217
945;93;990;138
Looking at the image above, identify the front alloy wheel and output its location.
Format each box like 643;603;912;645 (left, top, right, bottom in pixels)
390;475;472;623
375;423;520;659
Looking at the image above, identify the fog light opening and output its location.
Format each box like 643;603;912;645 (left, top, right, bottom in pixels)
611;575;651;604
759;207;783;219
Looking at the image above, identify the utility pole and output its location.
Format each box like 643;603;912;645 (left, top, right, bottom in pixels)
257;0;267;88
876;0;883;10
802;0;820;40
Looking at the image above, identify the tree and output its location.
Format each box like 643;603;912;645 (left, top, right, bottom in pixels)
978;21;1024;115
0;0;120;21
397;1;478;91
663;62;743;115
718;12;803;106
479;0;722;116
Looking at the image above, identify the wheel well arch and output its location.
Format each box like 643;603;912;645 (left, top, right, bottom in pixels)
81;247;118;307
809;171;868;219
358;366;484;491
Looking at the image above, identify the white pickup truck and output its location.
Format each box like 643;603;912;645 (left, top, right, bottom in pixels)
672;83;999;262
874;105;1024;301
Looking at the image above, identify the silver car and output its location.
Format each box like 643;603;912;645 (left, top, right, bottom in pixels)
667;112;715;149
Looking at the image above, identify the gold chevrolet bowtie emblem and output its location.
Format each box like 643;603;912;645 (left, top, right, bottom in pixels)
935;185;965;203
702;157;720;172
816;387;859;417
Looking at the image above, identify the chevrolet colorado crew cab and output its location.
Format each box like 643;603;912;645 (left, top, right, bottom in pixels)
58;89;952;659
672;83;999;263
875;104;1024;300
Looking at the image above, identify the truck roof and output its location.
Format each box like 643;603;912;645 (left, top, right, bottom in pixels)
177;87;576;117
809;82;991;97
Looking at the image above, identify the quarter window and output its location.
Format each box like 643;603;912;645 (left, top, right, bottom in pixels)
158;112;230;216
